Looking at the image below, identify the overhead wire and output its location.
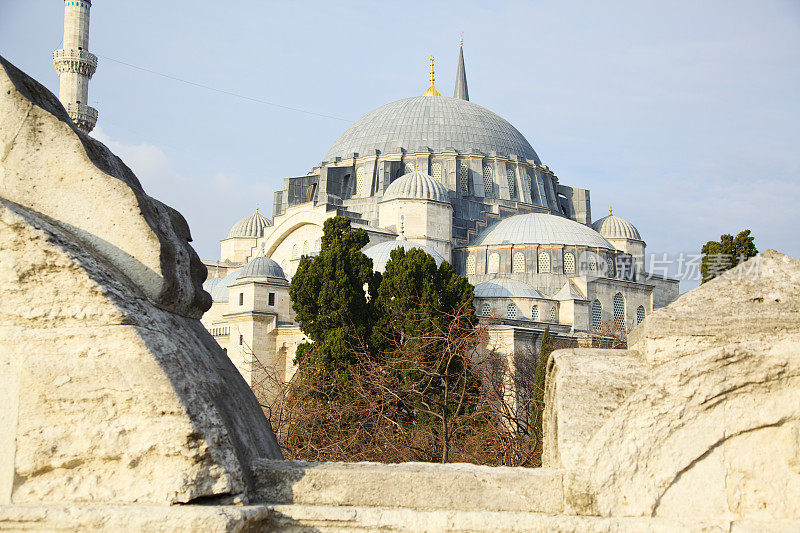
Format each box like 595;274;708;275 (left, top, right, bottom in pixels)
98;55;352;123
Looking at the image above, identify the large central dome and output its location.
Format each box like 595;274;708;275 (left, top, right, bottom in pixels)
324;96;540;163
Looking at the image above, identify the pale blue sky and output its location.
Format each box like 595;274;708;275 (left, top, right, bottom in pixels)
2;1;799;290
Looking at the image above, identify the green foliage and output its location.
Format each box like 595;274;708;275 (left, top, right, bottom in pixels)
289;216;378;381
700;230;758;284
530;326;554;443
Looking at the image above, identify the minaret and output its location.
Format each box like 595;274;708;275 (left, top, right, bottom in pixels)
53;0;98;133
454;36;469;101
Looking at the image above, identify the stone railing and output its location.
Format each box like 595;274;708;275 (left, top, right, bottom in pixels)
53;48;98;78
65;102;98;132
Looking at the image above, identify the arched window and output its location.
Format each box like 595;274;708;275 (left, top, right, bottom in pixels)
613;292;625;327
302;240;309;255
480;303;492;317
512;252;525;273
636;305;646;325
315;238;322;252
564;252;576;274
591;299;602;330
404;161;415;175
466;255;476;275
506;165;516;198
606;257;616;278
483;163;493;197
507;303;517;319
459;161;470;194
292;244;299;260
356;167;367;197
588;254;597;272
549;306;558;322
531;305;539;321
538;251;551;273
431;162;442;182
487;252;500;274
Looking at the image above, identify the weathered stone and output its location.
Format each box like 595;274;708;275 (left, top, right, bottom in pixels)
0;56;281;506
547;251;800;522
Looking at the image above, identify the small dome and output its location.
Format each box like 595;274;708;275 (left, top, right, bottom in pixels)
473;278;544;299
227;209;271;239
203;268;243;303
592;212;642;241
471;213;613;249
363;239;445;273
382;171;449;203
237;254;286;280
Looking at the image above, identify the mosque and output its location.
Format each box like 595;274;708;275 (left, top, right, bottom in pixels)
200;43;679;386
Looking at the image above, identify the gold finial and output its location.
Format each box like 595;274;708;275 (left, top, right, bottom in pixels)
460;34;463;47
609;204;613;215
256;203;259;214
423;55;441;96
415;160;419;170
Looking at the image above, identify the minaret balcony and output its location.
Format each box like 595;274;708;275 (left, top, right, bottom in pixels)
53;48;98;78
65;102;98;133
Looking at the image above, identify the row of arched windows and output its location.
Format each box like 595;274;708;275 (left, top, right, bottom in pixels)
467;250;579;275
291;238;322;260
480;302;558;322
590;294;646;330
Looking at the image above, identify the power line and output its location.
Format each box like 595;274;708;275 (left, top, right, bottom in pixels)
98;55;352;123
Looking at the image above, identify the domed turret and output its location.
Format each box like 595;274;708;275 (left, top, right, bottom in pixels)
227;206;271;239
382;171;449;203
592;207;642;241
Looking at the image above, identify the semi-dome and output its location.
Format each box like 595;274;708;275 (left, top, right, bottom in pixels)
471;213;613;249
363;239;445;273
324;96;540;163
474;278;544;299
203;268;243;303
592;211;642;241
382;171;449;203
237;254;286;280
227;208;271;239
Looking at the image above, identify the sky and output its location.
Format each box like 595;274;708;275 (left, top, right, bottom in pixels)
2;1;799;291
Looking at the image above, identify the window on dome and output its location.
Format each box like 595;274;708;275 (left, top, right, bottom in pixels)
459;162;470;194
512;252;525;273
506;165;516;198
292;244;299;260
549;306;558;322
636;305;645;325
487;252;500;274
591;299;602;330
507;303;517;320
564;252;576;274
613;292;625;327
481;303;492;317
483;164;493;197
538;251;550;273
466;255;476;275
531;305;539;321
356;167;368;197
588;254;597;272
431;162;442;182
302;240;309;256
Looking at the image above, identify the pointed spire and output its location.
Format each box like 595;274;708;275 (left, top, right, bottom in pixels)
423;56;441;96
454;36;469;101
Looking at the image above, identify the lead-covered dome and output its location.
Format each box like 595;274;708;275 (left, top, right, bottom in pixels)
363;239;445;273
474;278;544;299
592;213;642;241
227;209;271;239
382;171;449;203
471;213;613;249
237;254;286;280
324;96;540;163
